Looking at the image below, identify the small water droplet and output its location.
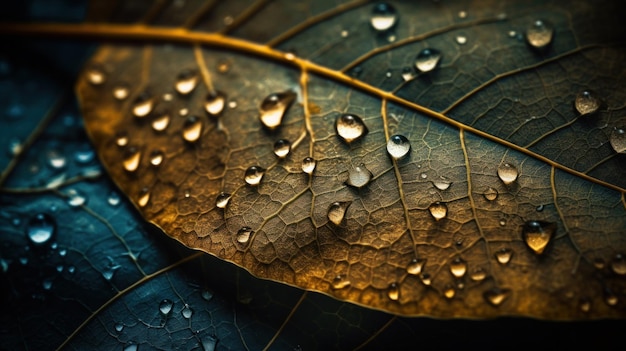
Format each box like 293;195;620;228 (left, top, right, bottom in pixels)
420;273;432;285
8;138;22;156
86;64;106;85
575;90;601;115
273;139;291;158
609;128;626;153
56;265;64;272
123;147;141;172
341;30;349;37
115;322;124;332
159;299;174;315
432;176;451;190
604;289;618;306
387;282;400;301
237;227;253;244
175;69;199;95
484;288;510;306
66;188;87;207
123;342;138;351
346;163;373;188
19;257;28;265
201;289;214;301
47;150;66;170
449;257;467;278
458;10;467;19
302;157;316;174
370;3;398;32
428;202;448;221
182;116;203;142
67;266;75;274
593;258;606;270
536;204;544;212
202;335;218;351
455;35;467;45
335;114;368;143
420;173;428;180
113;84;130;100
407;258;426;275
470;268;487;281
244;166;265;186
162;93;173;101
499;219;507;226
331;275;351;290
229;101;237;109
26;213;55;245
132;92;154;118
521;220;556;255
508;30;517;38
42;278;53;290
385;69;392;78
181;304;194;318
259;91;296;130
215;192;231;209
74;149;95;164
497;163;518;185
387;134;411;160
579;298;591;313
149;150;164;166
108;192;121;206
444;286;456;299
610;254;626;275
138;187;150;208
327;201;351;226
204;91;226;117
525;19;554;49
58;248;67;257
217;59;230;73
115;132;129;147
401;66;415;81
151;113;170;132
415;48;442;73
495;248;513;264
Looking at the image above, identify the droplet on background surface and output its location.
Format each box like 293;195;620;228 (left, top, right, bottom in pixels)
574;90;601;115
609;128;626;153
108;191;121;206
244;166;265;186
66;189;87;207
335;114;368;143
132;92;154;118
182;304;193;318
497;163;518;185
152;113;170;132
525;19;554;49
302;157;316;174
346;164;373;188
138;187;150;207
611;254;626;275
484;288;510;306
387;282;400;301
182;116;203;142
386;134;411;160
175;69;199;95
115;132;129;147
444;286;455;299
115;323;124;332
259;91;296;130
123;147;141;172
86;64;106;85
204;91;226;117
521;221;556;254
470;268;487;281
407;258;426;275
159;299;173;315
331;275;350;290
149;150;164;166
401;67;415;81
415;48;442;73
26;213;55;245
420;273;432;285
432;176;451;191
215;192;231;209
47;150;66;170
428;202;447;221
370;3;398;32
273;139;291;158
327;201;351;226
237;227;253;244
449;257;467;278
113;84;130;100
495;248;513;264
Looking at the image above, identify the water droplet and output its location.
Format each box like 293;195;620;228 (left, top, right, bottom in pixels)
201;289;214;301
58;248;67;257
202;335;218;351
66;188;87;207
181;304;194;318
387;134;411;160
152;113;170;132
428;202;447;221
237;227;253;244
123;342;137;351
335;113;368;143
26;213;55;245
8;138;22;156
215;192;231;209
407;258;426;275
415;48;442;73
74;149;95;164
47;150;66;170
217;59;230;73
604;289;618;306
484;288;510;306
525;19;554;49
610;254;626;275
370;3;398;32
508;30;517;38
67;266;75;274
182;116;203;142
470;268;487;281
579;298;591;313
495;248;513;264
244;166;265;186
575;90;601;115
401;66;415;81
432;176;451;190
609;128;626;153
159;299;173;315
593;258;606;270
162;93;173;101
331;275;351;290
138;187;150;208
455;35;467;45
204;91;226;117
341;30;349;37
113;84;129;100
449;257;467;278
521;220;556;255
86;64;105;85
273;139;291;158
42;278;53;290
175;69;199;95
114;322;124;332
387;282;400;301
420;273;432;285
444;286;456;299
458;10;467;19
327;201;351;226
123;147;141;172
499;219;507;226
302;157;316;174
497;163;518;185
115;132;129;147
346;163;373;188
259;91;296;130
149;150;164;166
108;192;121;206
56;265;64;272
132;92;154;118
536;204;544;212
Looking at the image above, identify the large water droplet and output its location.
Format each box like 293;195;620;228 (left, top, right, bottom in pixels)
302;157;317;174
610;254;626;275
244;166;265;186
204;91;226;117
175;69;199;95
201;289;214;301
123;147;141;172
484;288;510;306
66;188;87;207
575;90;601;115
327;201;351;226
335;114;368;143
86;64;106;85
182;116;203;142
215;192;231;209
113;84;129;100
407;258;426;275
26;213;55;245
525;19;554;49
428;202;448;221
387;134;411;160
521;221;556;255
138;187;150;208
259;91;296;130
387;282;400;301
609;128;626;153
182;304;193;319
449;257;467;278
152;113;170;132
495;248;513;264
237;227;253;244
159;299;173;315
370;3;398;32
273;139;291;158
331;275;350;290
346;163;373;188
415;48;442;73
150;150;164;166
497;163;518;185
132;92;154;118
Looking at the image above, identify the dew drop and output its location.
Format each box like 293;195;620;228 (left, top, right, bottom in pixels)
115;322;124;332
132;92;154;118
273;139;291;158
26;213;55;245
484;288;510;306
536;204;544;212
8;138;22;156
387;282;400;301
236;226;253;244
335;113;368;143
455;35;467;45
115;132;129;147
159;299;173;315
574;90;601;115
108;192;121;206
259;91;296;130
449;257;467;278
86;64;106;85
182;115;203;142
495;248;513;264
386;134;411;160
327;201;351;226
47;150;66;170
579;298;591;313
302;157;317;174
179;303;193;318
42;278;53;290
202;336;218;351
201;289;214;301
458;10;467;19
346;163;373;188
497;163;518;185
609;128;626;153
521;220;556;255
470;268;487;281
113;84;130;100
175;69;199;95
525;19;554;49
415;48;442;73
401;66;415;81
370;3;398;32
432;176;451;191
138;187;150;208
215;192;231;209
420;273;432;285
331;275;351;290
123;342;138;351
123;147;141;172
204;91;226;117
67;266;75;274
604;289;618;306
610;254;626;275
66;189;87;207
244;166;265;186
151;113;170;132
407;258;426;275
149;150;164;166
593;258;606;270
428;202;448;221
444;286;456;299
58;248;67;257
75;149;95;164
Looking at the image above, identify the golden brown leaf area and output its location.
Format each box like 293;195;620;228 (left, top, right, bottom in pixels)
73;0;626;318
